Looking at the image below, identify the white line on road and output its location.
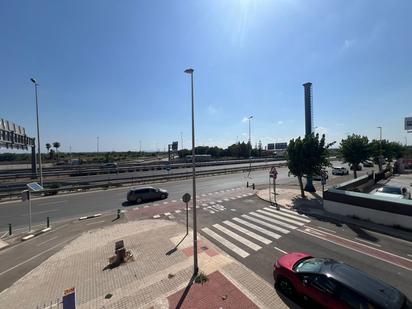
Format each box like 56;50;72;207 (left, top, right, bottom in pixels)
233;218;281;239
175;210;181;213
202;227;249;258
255;210;303;228
21;209;60;216
213;224;261;251
316;226;337;233
223;221;271;245
274;247;288;254
36;236;58;247
268;206;309;218
85;220;105;226
39;200;68;206
265;207;310;223
0;238;73;277
408;254;412;258
243;214;290;234
355;238;381;247
172;200;177;203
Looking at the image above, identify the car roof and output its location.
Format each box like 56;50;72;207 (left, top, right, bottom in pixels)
320;260;404;307
133;186;155;190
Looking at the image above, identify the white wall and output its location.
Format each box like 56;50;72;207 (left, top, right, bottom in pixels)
324;200;412;229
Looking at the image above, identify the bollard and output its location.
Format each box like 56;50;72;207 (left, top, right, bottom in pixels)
8;223;12;236
46;216;50;228
252;183;255;190
117;209;121;219
246;181;249;188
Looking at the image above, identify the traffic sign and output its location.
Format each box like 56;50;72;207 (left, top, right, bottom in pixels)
182;193;191;203
269;166;278;179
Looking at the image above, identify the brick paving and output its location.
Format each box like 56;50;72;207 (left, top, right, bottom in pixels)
0;219;289;309
167;270;259;309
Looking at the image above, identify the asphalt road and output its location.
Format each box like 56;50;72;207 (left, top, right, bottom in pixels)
0;163;362;233
167;195;412;299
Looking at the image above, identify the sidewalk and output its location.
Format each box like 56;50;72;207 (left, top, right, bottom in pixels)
0;219;292;309
257;186;412;242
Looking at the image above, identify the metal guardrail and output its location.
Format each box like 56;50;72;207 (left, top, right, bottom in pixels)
0;158;284;180
0;162;287;201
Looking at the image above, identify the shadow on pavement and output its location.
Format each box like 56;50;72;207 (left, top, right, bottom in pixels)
345;223;378;242
166;232;189;256
175;274;196;309
274;285;307;309
122;201;136;207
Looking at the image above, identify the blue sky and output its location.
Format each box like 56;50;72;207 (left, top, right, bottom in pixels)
1;0;411;152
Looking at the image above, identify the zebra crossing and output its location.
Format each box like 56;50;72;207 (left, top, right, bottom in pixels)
201;206;310;258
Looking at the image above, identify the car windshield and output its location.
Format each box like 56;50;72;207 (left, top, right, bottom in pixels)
293;258;326;272
379;186;402;194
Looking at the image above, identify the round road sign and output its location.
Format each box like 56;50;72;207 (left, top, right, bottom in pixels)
182;193;191;203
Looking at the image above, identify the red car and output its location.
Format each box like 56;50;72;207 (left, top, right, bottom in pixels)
273;252;411;309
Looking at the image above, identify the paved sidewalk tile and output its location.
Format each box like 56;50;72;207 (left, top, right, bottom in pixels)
167;270;259;309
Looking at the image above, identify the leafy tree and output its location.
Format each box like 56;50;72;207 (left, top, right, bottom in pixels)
45;143;51;153
52;142;61;160
339;135;370;178
287;133;333;197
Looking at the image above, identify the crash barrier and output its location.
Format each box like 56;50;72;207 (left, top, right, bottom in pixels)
323;188;412;230
0;162;286;201
0;158;285;180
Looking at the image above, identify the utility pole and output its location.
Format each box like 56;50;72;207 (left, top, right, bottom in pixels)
247;116;253;178
184;67;198;276
377;126;383;171
30;78;43;186
97;136;100;154
180;132;183;150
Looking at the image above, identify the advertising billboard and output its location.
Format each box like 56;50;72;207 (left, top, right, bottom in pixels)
275;142;287;150
405;117;412;131
267;143;275;150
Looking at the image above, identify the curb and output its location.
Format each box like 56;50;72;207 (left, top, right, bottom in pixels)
21;227;52;241
79;213;102;221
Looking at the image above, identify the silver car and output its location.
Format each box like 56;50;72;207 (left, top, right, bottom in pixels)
126;186;168;203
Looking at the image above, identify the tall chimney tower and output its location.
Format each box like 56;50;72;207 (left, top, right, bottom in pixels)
303;82;313;136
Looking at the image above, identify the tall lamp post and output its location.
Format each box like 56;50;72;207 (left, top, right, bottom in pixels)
247;116;253;178
30;78;43;186
377;126;383;171
184;67;198;275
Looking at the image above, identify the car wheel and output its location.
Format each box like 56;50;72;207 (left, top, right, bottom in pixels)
136;197;143;204
275;276;295;298
160;193;166;199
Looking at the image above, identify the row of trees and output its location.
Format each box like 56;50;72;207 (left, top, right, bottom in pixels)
340;135;405;177
286;133;407;197
45;142;61;160
178;142;266;159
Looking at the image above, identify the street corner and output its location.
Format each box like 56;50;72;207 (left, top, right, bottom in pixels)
257;187;323;210
167;270;260;309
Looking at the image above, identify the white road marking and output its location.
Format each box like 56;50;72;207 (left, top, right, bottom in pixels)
39;200;68;206
171;200;177;203
153;215;161;219
223;198;230;201
223;221;271;245
201;194;207;197
0;238;74;277
355;238;381;247
175;210;181;213
168;215;175;219
202;204;208;207
202;227;249;258
163;202;168;205
268;206;309;218
242;214;289;234
299;227;412;271
254;210;301;229
274;247;288;254
143;205;149;208
209;201;216;205
231;209;236;211
209;211;215;214
233;218;281;239
230;197;236;200
262;208;310;224
164;212;171;216
153;203;159;206
236;195;242;198
217;200;223;203
316;226;337;233
213;224;261;251
85;220;105;226
36;236;58;247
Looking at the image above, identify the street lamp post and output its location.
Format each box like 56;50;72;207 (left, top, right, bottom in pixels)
30;78;43;186
377;126;383;171
184;68;198;276
247;116;253;178
97;136;100;154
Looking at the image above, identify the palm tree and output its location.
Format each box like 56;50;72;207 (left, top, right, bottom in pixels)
53;142;61;160
45;143;51;152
